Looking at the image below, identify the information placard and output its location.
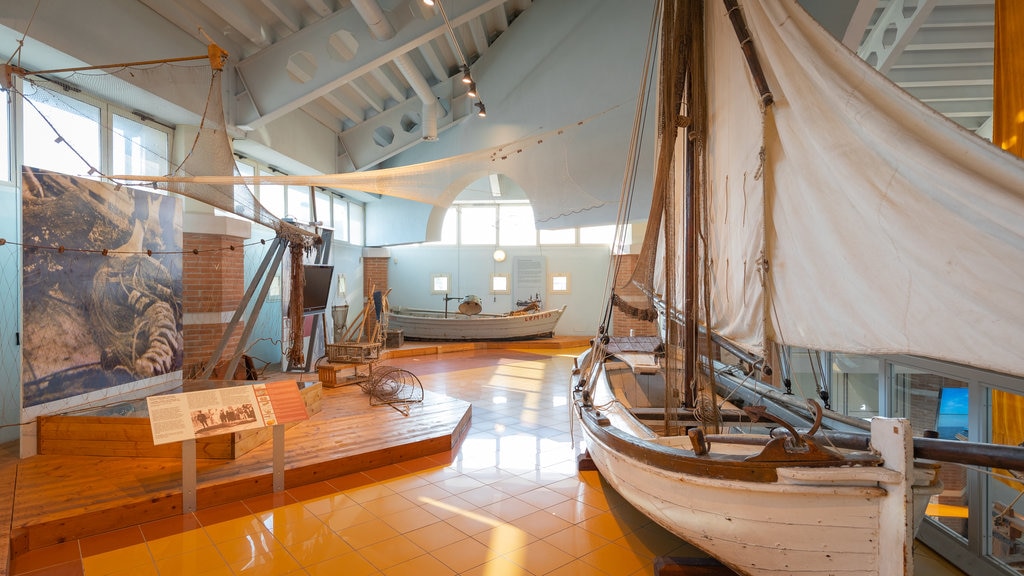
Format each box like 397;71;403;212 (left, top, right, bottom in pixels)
146;380;309;445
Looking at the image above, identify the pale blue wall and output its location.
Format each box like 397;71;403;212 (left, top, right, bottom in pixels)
0;182;20;443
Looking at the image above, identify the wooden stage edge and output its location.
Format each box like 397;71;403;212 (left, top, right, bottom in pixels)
5;336;592;564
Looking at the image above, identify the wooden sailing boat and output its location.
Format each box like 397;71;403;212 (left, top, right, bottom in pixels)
571;1;1024;575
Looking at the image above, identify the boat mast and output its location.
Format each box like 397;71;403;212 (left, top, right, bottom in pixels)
680;0;704;413
654;0;691;431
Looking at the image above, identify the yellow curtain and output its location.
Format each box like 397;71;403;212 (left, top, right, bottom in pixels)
992;389;1024;489
991;0;1024;491
993;0;1024;155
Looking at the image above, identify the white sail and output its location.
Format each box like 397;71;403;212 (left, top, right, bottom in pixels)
703;0;1024;378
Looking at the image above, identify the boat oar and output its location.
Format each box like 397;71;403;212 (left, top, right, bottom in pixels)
776;429;1024;471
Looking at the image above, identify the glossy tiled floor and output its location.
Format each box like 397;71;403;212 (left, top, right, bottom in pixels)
12;348;706;575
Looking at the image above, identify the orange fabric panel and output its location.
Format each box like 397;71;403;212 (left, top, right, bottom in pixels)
992;389;1024;490
994;0;1024;156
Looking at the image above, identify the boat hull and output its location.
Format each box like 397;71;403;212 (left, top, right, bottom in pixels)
388;306;565;341
571;351;941;576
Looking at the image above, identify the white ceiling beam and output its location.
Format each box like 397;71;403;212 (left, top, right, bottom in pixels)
300;100;345;132
418;43;448;83
858;0;938;73
235;0;507;129
975;115;993;140
490;5;510;34
888;63;993;86
322;90;364;123
137;0;240;58
348;77;386;113
843;0;877;50
443;28;467;65
260;0;302;33
370;67;407;103
201;0;273;48
469;17;489;56
304;0;334;18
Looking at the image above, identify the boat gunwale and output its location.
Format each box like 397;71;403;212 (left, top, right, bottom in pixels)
573;362;886;484
389;306;565;321
388;306;566;341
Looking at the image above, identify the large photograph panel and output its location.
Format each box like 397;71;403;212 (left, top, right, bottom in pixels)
21;166;183;407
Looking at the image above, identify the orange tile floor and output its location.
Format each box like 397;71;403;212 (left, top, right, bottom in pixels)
12;348;706;575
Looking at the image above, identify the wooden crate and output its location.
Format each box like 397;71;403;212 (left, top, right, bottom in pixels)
385;329;404;349
326;342;381;363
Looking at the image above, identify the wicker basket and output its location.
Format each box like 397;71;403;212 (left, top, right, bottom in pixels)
326;342;382;364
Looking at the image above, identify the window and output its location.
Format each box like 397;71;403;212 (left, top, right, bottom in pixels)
491;274;510;294
314;189;332;227
551;273;570;293
431;274;450;294
539;228;575;245
460;206;496;245
0;100;10;181
579;224;617;245
829;354;880;419
498;205;536;246
333;198;348;242
259;171;285;218
434;208;457;245
987;386;1024;566
349;203;364;246
214;160;254;220
287;185;310;222
23;89;100;175
112;113;168;176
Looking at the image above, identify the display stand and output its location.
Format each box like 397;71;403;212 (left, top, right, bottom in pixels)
179;427;288;513
182;439;197;513
148;381;309;513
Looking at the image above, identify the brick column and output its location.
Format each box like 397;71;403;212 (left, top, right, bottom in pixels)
181;215;251;378
361;250;390;341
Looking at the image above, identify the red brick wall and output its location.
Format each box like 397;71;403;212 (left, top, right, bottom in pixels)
362;256;390;341
611;254;659;337
182;232;247;378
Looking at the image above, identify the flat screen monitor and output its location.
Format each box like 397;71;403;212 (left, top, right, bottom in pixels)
303;264;334;314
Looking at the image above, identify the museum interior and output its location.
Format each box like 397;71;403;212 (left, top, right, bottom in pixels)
0;1;1022;575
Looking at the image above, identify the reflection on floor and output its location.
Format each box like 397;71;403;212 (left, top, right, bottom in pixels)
12;347;709;576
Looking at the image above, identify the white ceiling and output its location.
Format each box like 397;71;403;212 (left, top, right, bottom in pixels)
0;0;997;196
804;0;995;135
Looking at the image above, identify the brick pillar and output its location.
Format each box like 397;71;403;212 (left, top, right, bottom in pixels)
611;253;659;337
362;253;390;341
181;215;251;378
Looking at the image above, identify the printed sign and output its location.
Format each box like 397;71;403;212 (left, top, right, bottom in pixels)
146;380;308;445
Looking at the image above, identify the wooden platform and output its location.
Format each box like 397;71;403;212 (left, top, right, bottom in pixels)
3;336;591;567
9;382;470;556
36;381;324;459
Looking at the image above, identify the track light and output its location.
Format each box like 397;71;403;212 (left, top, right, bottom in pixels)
461;66;472;84
474;101;486;117
467;80;477;98
423;0;434;5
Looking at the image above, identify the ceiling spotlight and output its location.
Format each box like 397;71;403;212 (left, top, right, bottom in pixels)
474;101;486;117
423;0;434;5
461;66;472;84
467;80;477;98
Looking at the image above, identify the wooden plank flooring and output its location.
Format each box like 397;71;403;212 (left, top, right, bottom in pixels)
2;337;589;572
